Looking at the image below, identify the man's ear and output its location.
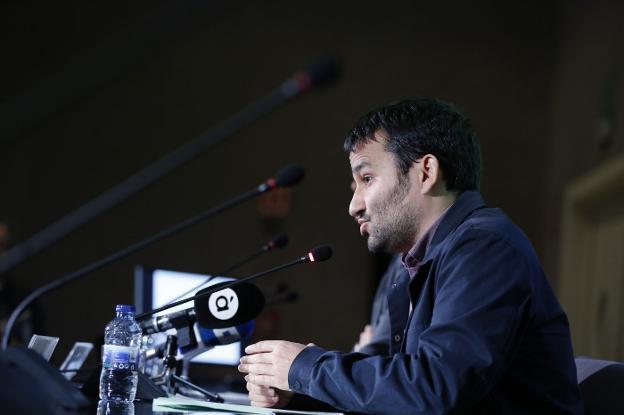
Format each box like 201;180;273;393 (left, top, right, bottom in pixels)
418;154;442;194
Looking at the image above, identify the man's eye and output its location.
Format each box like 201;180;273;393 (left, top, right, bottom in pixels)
363;175;373;184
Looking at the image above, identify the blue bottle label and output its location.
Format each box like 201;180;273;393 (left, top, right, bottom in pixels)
102;345;139;371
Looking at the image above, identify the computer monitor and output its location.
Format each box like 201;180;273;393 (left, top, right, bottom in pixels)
134;266;242;366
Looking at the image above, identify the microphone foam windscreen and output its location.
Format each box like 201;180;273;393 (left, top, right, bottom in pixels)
194;281;265;329
305;57;340;87
309;245;333;262
275;164;305;187
270;234;289;249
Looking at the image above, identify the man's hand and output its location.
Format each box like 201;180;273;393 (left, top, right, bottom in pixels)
238;340;308;390
353;324;374;352
246;383;294;408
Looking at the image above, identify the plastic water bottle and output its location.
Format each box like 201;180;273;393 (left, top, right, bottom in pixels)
99;305;142;402
97;400;135;415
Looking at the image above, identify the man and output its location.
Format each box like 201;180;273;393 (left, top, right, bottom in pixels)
267;255;409;411
239;99;583;414
349;174;410;357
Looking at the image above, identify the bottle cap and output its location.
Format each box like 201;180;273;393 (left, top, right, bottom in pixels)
115;304;136;313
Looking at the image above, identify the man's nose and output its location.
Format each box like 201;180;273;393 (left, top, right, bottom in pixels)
349;188;365;218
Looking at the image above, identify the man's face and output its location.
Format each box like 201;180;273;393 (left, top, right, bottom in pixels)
349;132;421;253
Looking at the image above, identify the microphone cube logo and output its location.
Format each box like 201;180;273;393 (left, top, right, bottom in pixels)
208;288;239;320
102;344;139;371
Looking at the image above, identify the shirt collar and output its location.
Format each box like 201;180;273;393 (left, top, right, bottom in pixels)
401;190;487;279
401;204;449;279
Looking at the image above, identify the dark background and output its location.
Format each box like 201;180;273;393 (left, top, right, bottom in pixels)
0;0;622;371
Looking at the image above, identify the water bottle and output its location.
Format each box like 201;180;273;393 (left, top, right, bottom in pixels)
99;304;142;402
97;400;135;415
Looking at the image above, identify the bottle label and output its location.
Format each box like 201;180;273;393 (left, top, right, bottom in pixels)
102;345;139;371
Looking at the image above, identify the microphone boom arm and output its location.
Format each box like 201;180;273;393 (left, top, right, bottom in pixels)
136;256;309;320
2;186;262;350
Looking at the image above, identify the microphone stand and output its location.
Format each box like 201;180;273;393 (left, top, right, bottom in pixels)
0;57;338;275
138;246;332;400
151;334;223;403
164;242;272;308
2;180;277;349
136;256;308;320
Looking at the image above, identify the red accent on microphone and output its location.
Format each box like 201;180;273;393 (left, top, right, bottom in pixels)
294;72;313;93
307;245;332;262
266;178;277;189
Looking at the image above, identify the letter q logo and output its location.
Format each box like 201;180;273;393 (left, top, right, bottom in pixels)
208;288;239;320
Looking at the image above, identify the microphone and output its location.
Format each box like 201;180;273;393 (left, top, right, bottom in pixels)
281;57;340;96
219;233;289;276
0;56;339;276
136;245;333;320
306;245;333;262
194;281;265;329
259;165;305;192
263;234;289;252
165;234;289;308
1;166;303;349
138;282;265;333
139;308;196;336
142;320;256;362
180;321;255;357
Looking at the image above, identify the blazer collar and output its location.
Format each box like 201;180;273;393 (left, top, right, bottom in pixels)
427;190;487;255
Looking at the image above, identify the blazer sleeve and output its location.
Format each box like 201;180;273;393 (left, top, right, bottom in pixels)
288;230;533;415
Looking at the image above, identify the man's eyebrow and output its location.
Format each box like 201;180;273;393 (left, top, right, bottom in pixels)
352;161;372;174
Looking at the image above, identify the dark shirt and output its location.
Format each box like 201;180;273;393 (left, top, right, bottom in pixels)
288;191;583;414
402;205;447;279
357;255;409;356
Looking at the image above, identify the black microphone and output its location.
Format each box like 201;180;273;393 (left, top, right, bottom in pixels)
257;165;305;193
273;165;306;188
139;308;196;335
0;56;339;276
263;234;289;251
136;245;333;320
221;233;289;275
194;281;265;329
166;234;290;306
281;57;340;96
1;166;304;349
139;282;265;333
307;245;333;262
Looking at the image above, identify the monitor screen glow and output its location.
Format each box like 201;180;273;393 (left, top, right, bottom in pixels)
145;268;242;366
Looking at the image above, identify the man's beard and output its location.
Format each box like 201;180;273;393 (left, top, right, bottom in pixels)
366;175;420;253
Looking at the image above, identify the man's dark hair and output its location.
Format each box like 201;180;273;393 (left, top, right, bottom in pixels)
344;99;482;191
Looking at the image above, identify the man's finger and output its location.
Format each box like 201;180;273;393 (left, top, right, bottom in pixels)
240;352;274;365
251;399;277;408
245;341;275;355
245;340;280;354
245;373;276;387
238;362;273;375
246;382;275;396
249;391;278;405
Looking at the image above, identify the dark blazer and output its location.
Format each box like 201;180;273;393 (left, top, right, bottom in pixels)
288;191;583;415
